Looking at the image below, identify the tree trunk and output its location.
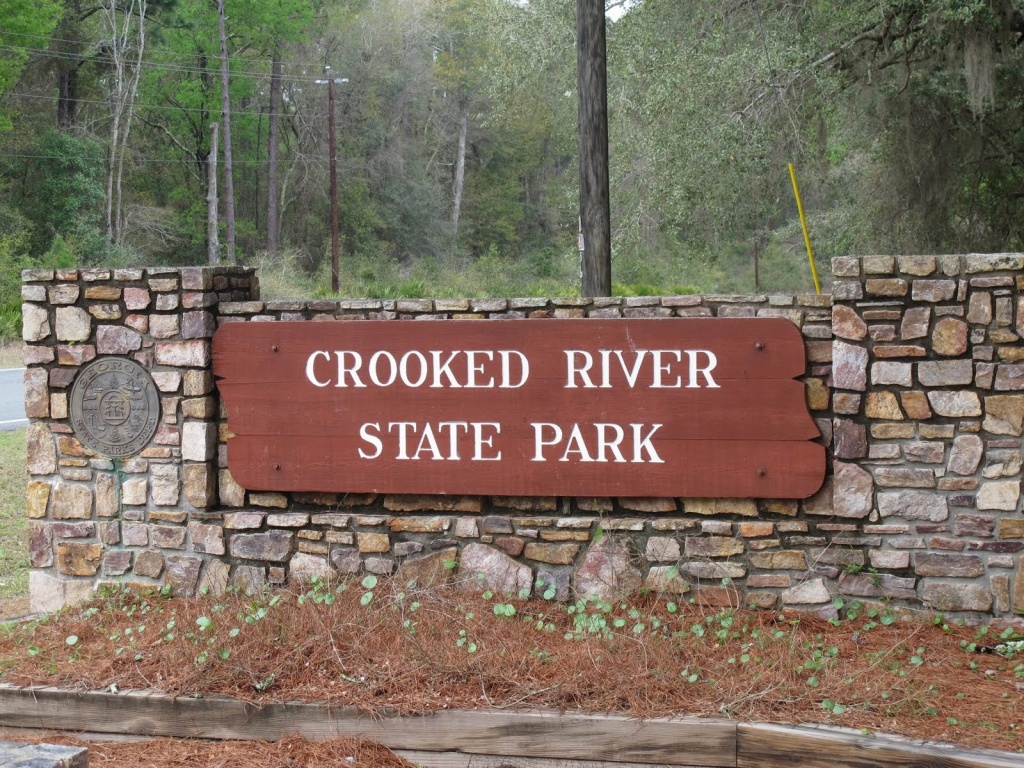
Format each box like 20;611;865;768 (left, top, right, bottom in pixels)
208;122;220;264
104;87;120;239
576;0;611;297
54;4;83;130
452;104;468;238
100;0;120;239
120;1;147;244
57;65;78;129
105;0;147;246
218;0;236;263
266;45;283;253
753;238;760;291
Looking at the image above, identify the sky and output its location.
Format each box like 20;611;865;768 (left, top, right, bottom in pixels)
606;0;640;22
511;0;641;22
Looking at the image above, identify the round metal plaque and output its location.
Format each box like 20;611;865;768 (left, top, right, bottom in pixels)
69;358;161;458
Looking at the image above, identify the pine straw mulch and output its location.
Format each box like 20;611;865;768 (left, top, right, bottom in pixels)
0;577;1022;763
4;733;415;768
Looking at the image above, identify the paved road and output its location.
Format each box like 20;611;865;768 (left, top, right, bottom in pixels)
0;367;27;432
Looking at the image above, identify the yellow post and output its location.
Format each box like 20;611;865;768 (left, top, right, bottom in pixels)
787;162;821;295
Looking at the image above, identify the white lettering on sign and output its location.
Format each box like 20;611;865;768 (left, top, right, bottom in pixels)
531;422;664;464
563;349;719;389
305;350;529;389
311;344;721;466
340;350;368;387
305;350;332;387
358;421;502;461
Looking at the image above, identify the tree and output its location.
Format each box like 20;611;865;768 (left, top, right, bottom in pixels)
0;0;61;130
102;0;148;245
266;45;283;252
608;0;1024;268
254;0;315;253
429;0;489;239
818;0;1024;251
430;0;577;258
8;129;105;255
124;0;308;260
4;0;1019;292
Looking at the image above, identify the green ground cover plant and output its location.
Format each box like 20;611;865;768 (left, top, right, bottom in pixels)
235;248;718;304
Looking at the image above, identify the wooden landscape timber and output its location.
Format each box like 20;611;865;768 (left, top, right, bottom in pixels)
735;722;1024;768
0;684;1021;768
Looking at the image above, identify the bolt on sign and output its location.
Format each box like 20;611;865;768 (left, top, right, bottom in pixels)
213;319;826;498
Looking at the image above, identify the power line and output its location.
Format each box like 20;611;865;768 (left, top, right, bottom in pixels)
0;41;346;85
2;90;320;120
0;151;278;165
1;27;323;71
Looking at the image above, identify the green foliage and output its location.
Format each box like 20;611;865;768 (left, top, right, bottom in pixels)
9;130;105;256
0;0;1022;294
0;0;61;131
0;209;32;340
256;241;582;302
0;307;19;344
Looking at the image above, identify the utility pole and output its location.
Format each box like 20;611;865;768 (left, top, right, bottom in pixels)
217;0;235;264
576;0;611;297
316;67;348;294
207;122;220;264
266;46;283;253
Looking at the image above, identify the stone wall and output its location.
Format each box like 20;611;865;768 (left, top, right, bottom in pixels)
831;254;1024;615
19;256;1024;620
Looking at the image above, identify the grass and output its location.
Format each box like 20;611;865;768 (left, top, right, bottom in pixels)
248;244;821;304
0;428;27;607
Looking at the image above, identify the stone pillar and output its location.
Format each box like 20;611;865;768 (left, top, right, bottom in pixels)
22;266;256;612
831;254;1024;615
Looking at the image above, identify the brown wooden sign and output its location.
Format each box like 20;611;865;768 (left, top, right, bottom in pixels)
213;319;826;498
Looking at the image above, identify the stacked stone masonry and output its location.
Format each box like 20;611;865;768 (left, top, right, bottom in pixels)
22;266;255;611
20;256;1024;620
831;254;1024;616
